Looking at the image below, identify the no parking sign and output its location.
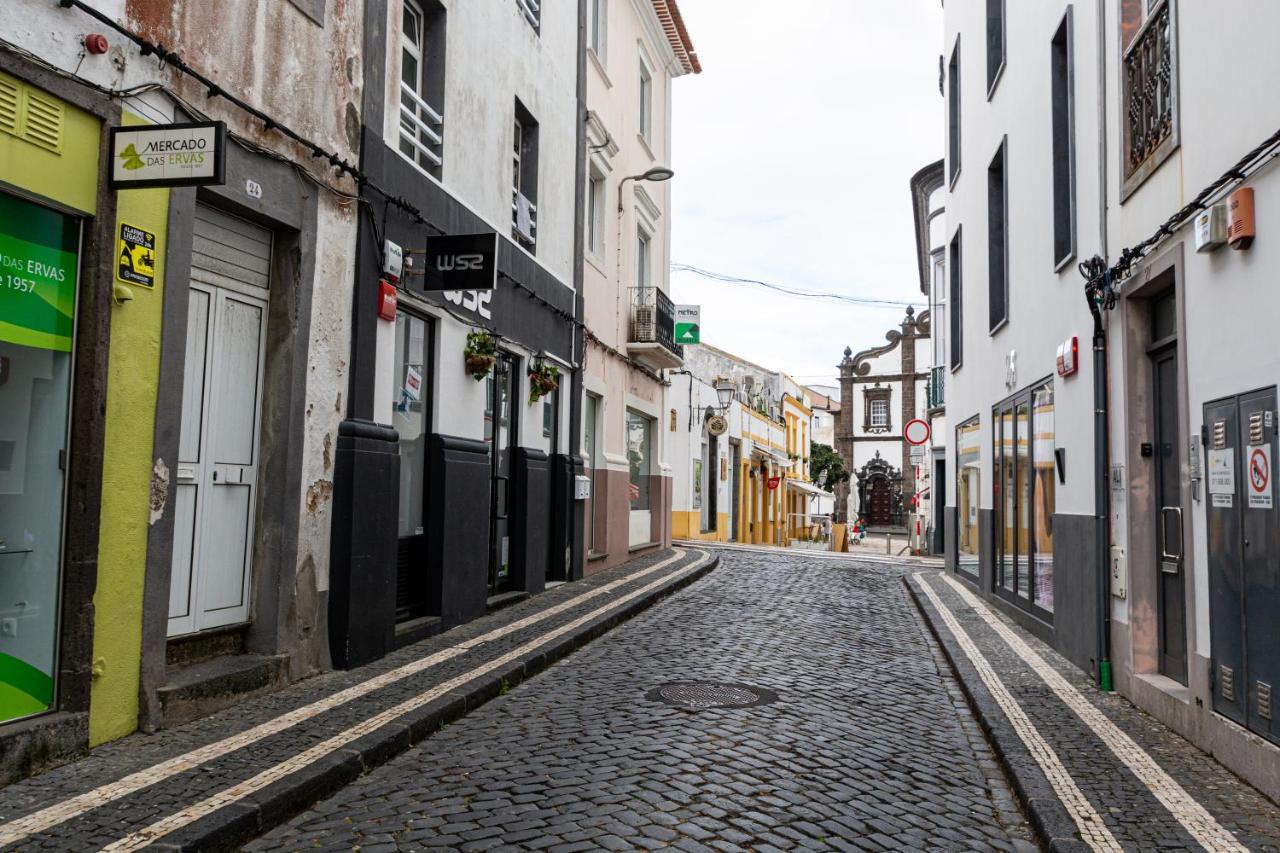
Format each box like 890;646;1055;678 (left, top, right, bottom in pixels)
1248;444;1273;509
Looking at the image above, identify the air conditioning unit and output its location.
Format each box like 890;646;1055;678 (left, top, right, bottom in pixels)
633;305;655;341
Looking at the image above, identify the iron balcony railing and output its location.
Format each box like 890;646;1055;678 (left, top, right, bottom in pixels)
928;365;946;409
516;0;540;28
1123;0;1174;179
399;81;443;171
629;286;682;359
512;189;537;247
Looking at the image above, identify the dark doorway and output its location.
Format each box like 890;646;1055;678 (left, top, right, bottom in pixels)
706;433;718;532
933;458;946;554
392;312;434;623
1150;290;1186;684
486;353;519;596
729;441;741;541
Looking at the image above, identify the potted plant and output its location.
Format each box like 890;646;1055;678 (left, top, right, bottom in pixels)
464;330;497;380
528;360;560;404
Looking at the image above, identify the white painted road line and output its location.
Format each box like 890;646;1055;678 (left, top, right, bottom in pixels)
101;550;712;852
0;549;696;848
937;572;1248;853
914;575;1123;852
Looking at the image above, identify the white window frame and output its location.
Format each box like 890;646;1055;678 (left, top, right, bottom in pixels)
587;170;605;258
870;398;889;429
588;0;607;61
639;58;653;143
636;226;651;292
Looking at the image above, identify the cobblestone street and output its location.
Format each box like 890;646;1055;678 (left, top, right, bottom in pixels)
248;550;1036;852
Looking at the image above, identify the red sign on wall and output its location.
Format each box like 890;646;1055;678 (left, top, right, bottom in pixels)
767;476;781;490
377;279;398;321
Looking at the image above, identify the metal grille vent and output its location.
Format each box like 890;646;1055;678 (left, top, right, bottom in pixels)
1221;665;1235;701
1214;421;1228;449
0;77;17;137
23;91;62;153
646;682;777;712
1250;413;1265;446
1260;682;1272;721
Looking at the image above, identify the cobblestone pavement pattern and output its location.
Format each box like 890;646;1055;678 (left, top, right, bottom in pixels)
911;572;1280;852
248;551;1037;852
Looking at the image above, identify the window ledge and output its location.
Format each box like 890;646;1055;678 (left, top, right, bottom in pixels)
636;132;656;163
588;48;612;87
585;251;608;276
986;60;1006;101
989;317;1009;337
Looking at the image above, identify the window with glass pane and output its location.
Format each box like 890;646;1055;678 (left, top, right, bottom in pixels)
0;192;79;724
399;1;423;166
955;417;981;577
587;174;603;256
1032;383;1055;611
870;399;889;428
588;0;605;57
639;61;653;141
993;381;1055;619
636;229;650;290
627;410;652;511
391;313;429;538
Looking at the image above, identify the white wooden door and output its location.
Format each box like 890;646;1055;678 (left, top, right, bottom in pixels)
168;207;271;637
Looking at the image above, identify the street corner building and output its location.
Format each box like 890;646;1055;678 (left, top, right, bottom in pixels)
579;0;700;573
0;0;363;780
326;0;585;670
669;345;826;550
939;0;1280;803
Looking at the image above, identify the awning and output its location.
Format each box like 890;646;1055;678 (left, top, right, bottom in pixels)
749;444;790;465
786;478;832;498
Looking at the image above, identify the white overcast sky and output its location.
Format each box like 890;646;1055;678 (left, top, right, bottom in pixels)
668;0;943;393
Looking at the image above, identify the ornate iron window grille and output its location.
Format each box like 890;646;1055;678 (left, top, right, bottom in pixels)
1123;0;1175;182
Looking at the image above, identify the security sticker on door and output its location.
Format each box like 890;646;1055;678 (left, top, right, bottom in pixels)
1208;448;1235;496
1248;443;1272;509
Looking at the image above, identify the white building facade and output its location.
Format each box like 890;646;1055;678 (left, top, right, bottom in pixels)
580;0;700;572
941;0;1107;673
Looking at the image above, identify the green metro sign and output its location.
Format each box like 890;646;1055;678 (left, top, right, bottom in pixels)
674;305;700;345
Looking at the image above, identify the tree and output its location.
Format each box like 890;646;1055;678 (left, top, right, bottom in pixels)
810;442;848;493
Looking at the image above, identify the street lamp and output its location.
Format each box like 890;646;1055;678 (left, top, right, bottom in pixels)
714;377;736;413
617;166;676;211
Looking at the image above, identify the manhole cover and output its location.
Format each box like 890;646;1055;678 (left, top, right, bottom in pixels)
646;681;777;711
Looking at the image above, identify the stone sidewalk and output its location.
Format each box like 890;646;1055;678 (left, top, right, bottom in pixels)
908;569;1280;852
0;547;715;851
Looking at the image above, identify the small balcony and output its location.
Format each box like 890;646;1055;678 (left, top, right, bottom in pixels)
928;365;945;411
512;189;537;249
399;81;444;174
627;286;683;369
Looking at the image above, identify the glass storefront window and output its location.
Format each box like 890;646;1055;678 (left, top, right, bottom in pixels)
0;192;80;723
1032;382;1055;611
627;410;652;511
584;394;600;552
993;380;1056;619
392;313;429;538
955;417;981;577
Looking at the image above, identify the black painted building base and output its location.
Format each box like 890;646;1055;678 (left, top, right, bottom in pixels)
944;507;1102;679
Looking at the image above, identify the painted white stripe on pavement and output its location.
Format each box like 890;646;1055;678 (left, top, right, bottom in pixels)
937;572;1248;853
0;549;695;847
914;575;1122;852
101;550;712;852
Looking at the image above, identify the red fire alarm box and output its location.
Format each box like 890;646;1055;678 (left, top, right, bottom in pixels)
1229;187;1255;250
1056;335;1078;377
377;279;397;321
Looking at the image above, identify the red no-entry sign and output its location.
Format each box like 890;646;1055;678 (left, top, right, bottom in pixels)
904;418;931;446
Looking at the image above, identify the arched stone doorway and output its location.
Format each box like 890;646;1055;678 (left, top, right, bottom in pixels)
856;452;904;529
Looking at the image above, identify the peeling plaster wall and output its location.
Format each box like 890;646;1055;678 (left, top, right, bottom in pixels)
127;0;363;166
299;196;358;597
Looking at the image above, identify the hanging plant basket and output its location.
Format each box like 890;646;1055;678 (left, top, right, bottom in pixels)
464;330;497;381
528;360;561;404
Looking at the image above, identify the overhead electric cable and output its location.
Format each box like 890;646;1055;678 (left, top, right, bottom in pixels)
671;264;922;309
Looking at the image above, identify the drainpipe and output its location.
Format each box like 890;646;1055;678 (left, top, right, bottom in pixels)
1093;0;1113;693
